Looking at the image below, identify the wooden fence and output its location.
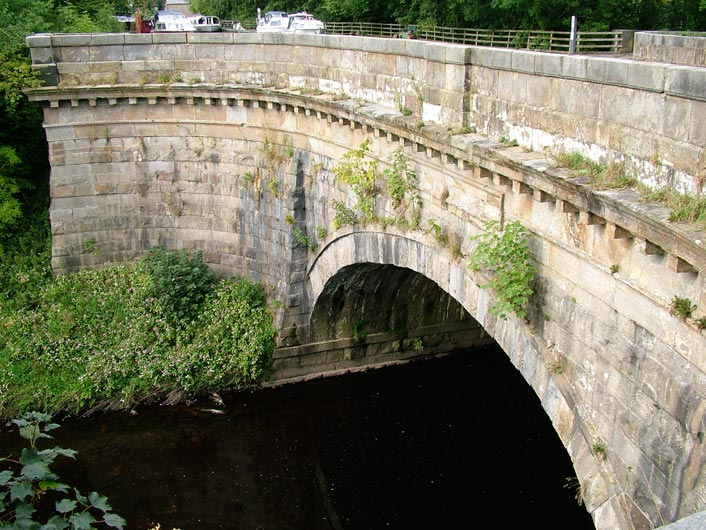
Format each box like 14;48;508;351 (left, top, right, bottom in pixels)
220;19;630;53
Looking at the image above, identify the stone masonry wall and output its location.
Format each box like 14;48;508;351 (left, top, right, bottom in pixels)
634;31;706;68
27;31;706;194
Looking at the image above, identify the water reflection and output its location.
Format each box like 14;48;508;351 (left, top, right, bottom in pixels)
0;347;595;530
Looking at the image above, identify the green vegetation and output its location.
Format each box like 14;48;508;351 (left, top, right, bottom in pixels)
332;138;378;220
669;295;697;320
554;150;706;229
0;246;276;420
0;411;127;529
384;147;421;228
554;151;636;190
468;220;537;320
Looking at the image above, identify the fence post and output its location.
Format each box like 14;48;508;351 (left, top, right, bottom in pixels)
569;15;577;53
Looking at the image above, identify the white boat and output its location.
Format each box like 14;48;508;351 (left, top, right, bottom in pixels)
187;14;222;32
153;10;222;32
152;10;193;31
256;8;325;34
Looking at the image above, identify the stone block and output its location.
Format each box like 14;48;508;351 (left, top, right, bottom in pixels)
123;33;153;45
511;50;536;75
26;34;52;48
123;45;153;61
665;66;706;100
586;57;630;86
627;61;665;92
561;54;587;79
471;47;512;71
90;34;125;46
534;53;563;78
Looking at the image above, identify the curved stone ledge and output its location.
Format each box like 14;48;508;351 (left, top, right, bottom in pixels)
27;83;706;281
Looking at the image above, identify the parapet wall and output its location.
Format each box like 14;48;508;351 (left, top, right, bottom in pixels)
634;31;706;68
27;32;706;194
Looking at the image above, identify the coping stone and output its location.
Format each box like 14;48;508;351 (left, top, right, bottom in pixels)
585;56;630;86
53;34;94;46
471;46;513;70
627;61;666;92
151;32;189;44
90;33;126;46
656;511;706;530
26;34;53;47
511;50;536;75
664;66;706;101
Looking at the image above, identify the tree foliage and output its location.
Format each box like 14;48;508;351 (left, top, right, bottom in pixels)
203;0;706;29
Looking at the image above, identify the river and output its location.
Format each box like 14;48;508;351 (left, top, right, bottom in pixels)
0;346;596;530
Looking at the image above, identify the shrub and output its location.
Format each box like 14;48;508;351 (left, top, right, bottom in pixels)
137;246;216;324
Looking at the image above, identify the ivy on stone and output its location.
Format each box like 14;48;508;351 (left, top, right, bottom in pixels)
468;220;537;320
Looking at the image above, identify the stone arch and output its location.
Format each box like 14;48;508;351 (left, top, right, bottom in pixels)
307;226;629;530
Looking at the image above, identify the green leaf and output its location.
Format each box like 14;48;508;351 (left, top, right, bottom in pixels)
103;513;127;529
88;492;111;513
41;515;70;530
38;480;59;491
68;511;97;530
55;498;78;514
21;461;55;481
39;447;78;460
10;480;34;502
19;447;42;465
0;469;14;485
14;501;36;520
73;489;87;504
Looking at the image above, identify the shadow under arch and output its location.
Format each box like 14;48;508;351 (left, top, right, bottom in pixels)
306;227;626;530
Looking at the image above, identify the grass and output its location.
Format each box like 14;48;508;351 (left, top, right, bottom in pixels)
554;151;706;229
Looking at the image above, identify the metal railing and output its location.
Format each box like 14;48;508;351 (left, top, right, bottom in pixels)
322;22;627;53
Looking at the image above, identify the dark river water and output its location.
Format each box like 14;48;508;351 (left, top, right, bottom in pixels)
0;346;596;530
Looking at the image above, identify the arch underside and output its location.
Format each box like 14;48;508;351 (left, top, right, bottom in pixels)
306;228;625;530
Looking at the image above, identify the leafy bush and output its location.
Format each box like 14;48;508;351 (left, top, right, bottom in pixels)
468;220;537;320
175;279;276;391
0;249;276;420
137;246;216;325
0;411;126;530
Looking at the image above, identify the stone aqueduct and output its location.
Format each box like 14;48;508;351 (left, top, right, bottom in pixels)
25;31;706;530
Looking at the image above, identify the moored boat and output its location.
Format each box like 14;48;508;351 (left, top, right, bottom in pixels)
256;8;324;34
187;14;222;32
152;10;222;32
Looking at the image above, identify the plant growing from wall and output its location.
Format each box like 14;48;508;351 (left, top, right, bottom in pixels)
315;226;328;240
468;220;537;320
0;411;127;529
352;318;368;342
383;148;421;228
332;200;357;229
428;219;450;246
332;138;379;221
669;296;697;320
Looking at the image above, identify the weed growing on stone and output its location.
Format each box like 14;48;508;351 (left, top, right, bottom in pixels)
669;296;697;319
468;220;537;320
